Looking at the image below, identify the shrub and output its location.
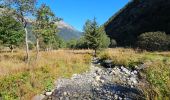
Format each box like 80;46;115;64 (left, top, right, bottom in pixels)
110;39;117;48
28;42;35;50
137;32;169;51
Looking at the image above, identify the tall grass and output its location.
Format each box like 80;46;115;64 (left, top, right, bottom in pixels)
0;49;92;100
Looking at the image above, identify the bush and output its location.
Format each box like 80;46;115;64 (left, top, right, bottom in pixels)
110;39;117;48
28;42;35;50
137;32;169;51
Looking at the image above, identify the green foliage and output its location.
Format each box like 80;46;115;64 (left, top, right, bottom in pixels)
33;4;60;50
104;0;170;47
144;62;170;99
4;0;36;16
50;35;66;49
74;37;88;49
66;39;77;49
137;32;170;51
28;42;35;50
81;19;110;51
0;15;24;51
110;39;117;48
0;72;30;100
99;27;110;48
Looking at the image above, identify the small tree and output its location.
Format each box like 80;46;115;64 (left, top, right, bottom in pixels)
3;0;36;62
33;4;58;58
0;15;24;53
83;18;110;56
42;22;58;51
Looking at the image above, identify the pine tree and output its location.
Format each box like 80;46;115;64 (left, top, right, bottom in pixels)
83;18;110;56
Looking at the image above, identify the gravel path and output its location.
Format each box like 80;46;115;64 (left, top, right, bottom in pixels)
34;59;145;100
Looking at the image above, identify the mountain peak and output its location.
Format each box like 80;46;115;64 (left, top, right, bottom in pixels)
55;21;83;40
55;21;75;30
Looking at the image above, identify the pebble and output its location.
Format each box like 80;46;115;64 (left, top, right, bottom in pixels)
63;92;67;96
95;75;101;81
45;92;52;96
41;61;144;100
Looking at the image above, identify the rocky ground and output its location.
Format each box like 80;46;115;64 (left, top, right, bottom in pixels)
33;58;145;100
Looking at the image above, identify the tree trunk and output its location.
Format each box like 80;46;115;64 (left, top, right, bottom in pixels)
10;45;14;53
24;27;29;63
36;38;39;60
94;49;97;57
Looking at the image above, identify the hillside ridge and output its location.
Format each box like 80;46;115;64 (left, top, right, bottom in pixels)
105;0;170;46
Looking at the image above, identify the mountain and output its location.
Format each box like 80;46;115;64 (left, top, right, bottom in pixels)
55;21;83;40
27;21;83;42
104;0;170;46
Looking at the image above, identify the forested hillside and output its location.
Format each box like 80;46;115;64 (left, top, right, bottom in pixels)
105;0;170;46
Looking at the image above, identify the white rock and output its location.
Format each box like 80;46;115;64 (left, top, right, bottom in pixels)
100;79;105;83
72;74;80;79
119;97;123;100
93;81;99;86
95;75;101;81
133;70;138;74
121;66;131;75
45;92;52;96
114;94;119;99
63;92;67;96
130;77;138;84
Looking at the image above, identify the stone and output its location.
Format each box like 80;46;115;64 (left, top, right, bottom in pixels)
48;63;144;100
133;70;138;74
32;94;45;100
114;94;119;99
119;97;123;100
95;75;101;81
72;74;78;79
130;77;138;84
121;66;131;75
59;97;63;100
45;92;52;96
100;79;105;83
63;92;67;96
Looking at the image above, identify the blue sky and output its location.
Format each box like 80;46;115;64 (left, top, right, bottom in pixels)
38;0;130;31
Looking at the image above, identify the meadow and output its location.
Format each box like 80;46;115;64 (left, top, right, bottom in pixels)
0;48;170;100
0;50;92;100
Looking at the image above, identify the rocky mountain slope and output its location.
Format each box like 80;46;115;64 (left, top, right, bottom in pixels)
104;0;170;46
55;21;83;40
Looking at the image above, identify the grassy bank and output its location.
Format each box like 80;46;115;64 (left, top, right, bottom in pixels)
0;50;92;100
98;48;170;99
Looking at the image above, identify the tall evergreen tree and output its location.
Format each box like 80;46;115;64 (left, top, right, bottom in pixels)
83;18;110;56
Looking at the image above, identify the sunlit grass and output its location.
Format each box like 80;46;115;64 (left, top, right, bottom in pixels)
98;48;170;99
0;49;92;100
